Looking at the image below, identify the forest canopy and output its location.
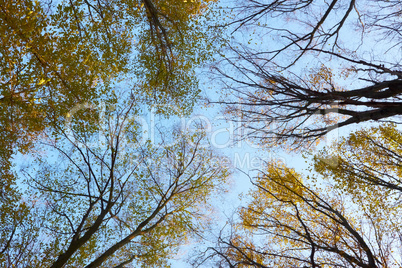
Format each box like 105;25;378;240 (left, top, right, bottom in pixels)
1;0;228;267
1;0;402;267
215;0;402;149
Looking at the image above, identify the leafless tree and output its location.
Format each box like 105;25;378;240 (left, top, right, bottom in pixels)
214;0;402;148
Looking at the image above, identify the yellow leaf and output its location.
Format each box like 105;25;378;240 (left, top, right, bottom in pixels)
38;78;46;85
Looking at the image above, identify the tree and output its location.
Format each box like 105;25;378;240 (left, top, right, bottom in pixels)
0;0;219;175
191;2;402;266
315;123;402;215
1;96;230;267
1;1;226;266
204;147;402;267
214;0;402;148
0;174;42;267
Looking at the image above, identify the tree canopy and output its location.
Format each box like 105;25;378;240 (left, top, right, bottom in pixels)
0;0;218;173
2;0;402;267
1;0;227;267
200;1;402;266
1;95;230;267
215;0;402;148
205;125;402;267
